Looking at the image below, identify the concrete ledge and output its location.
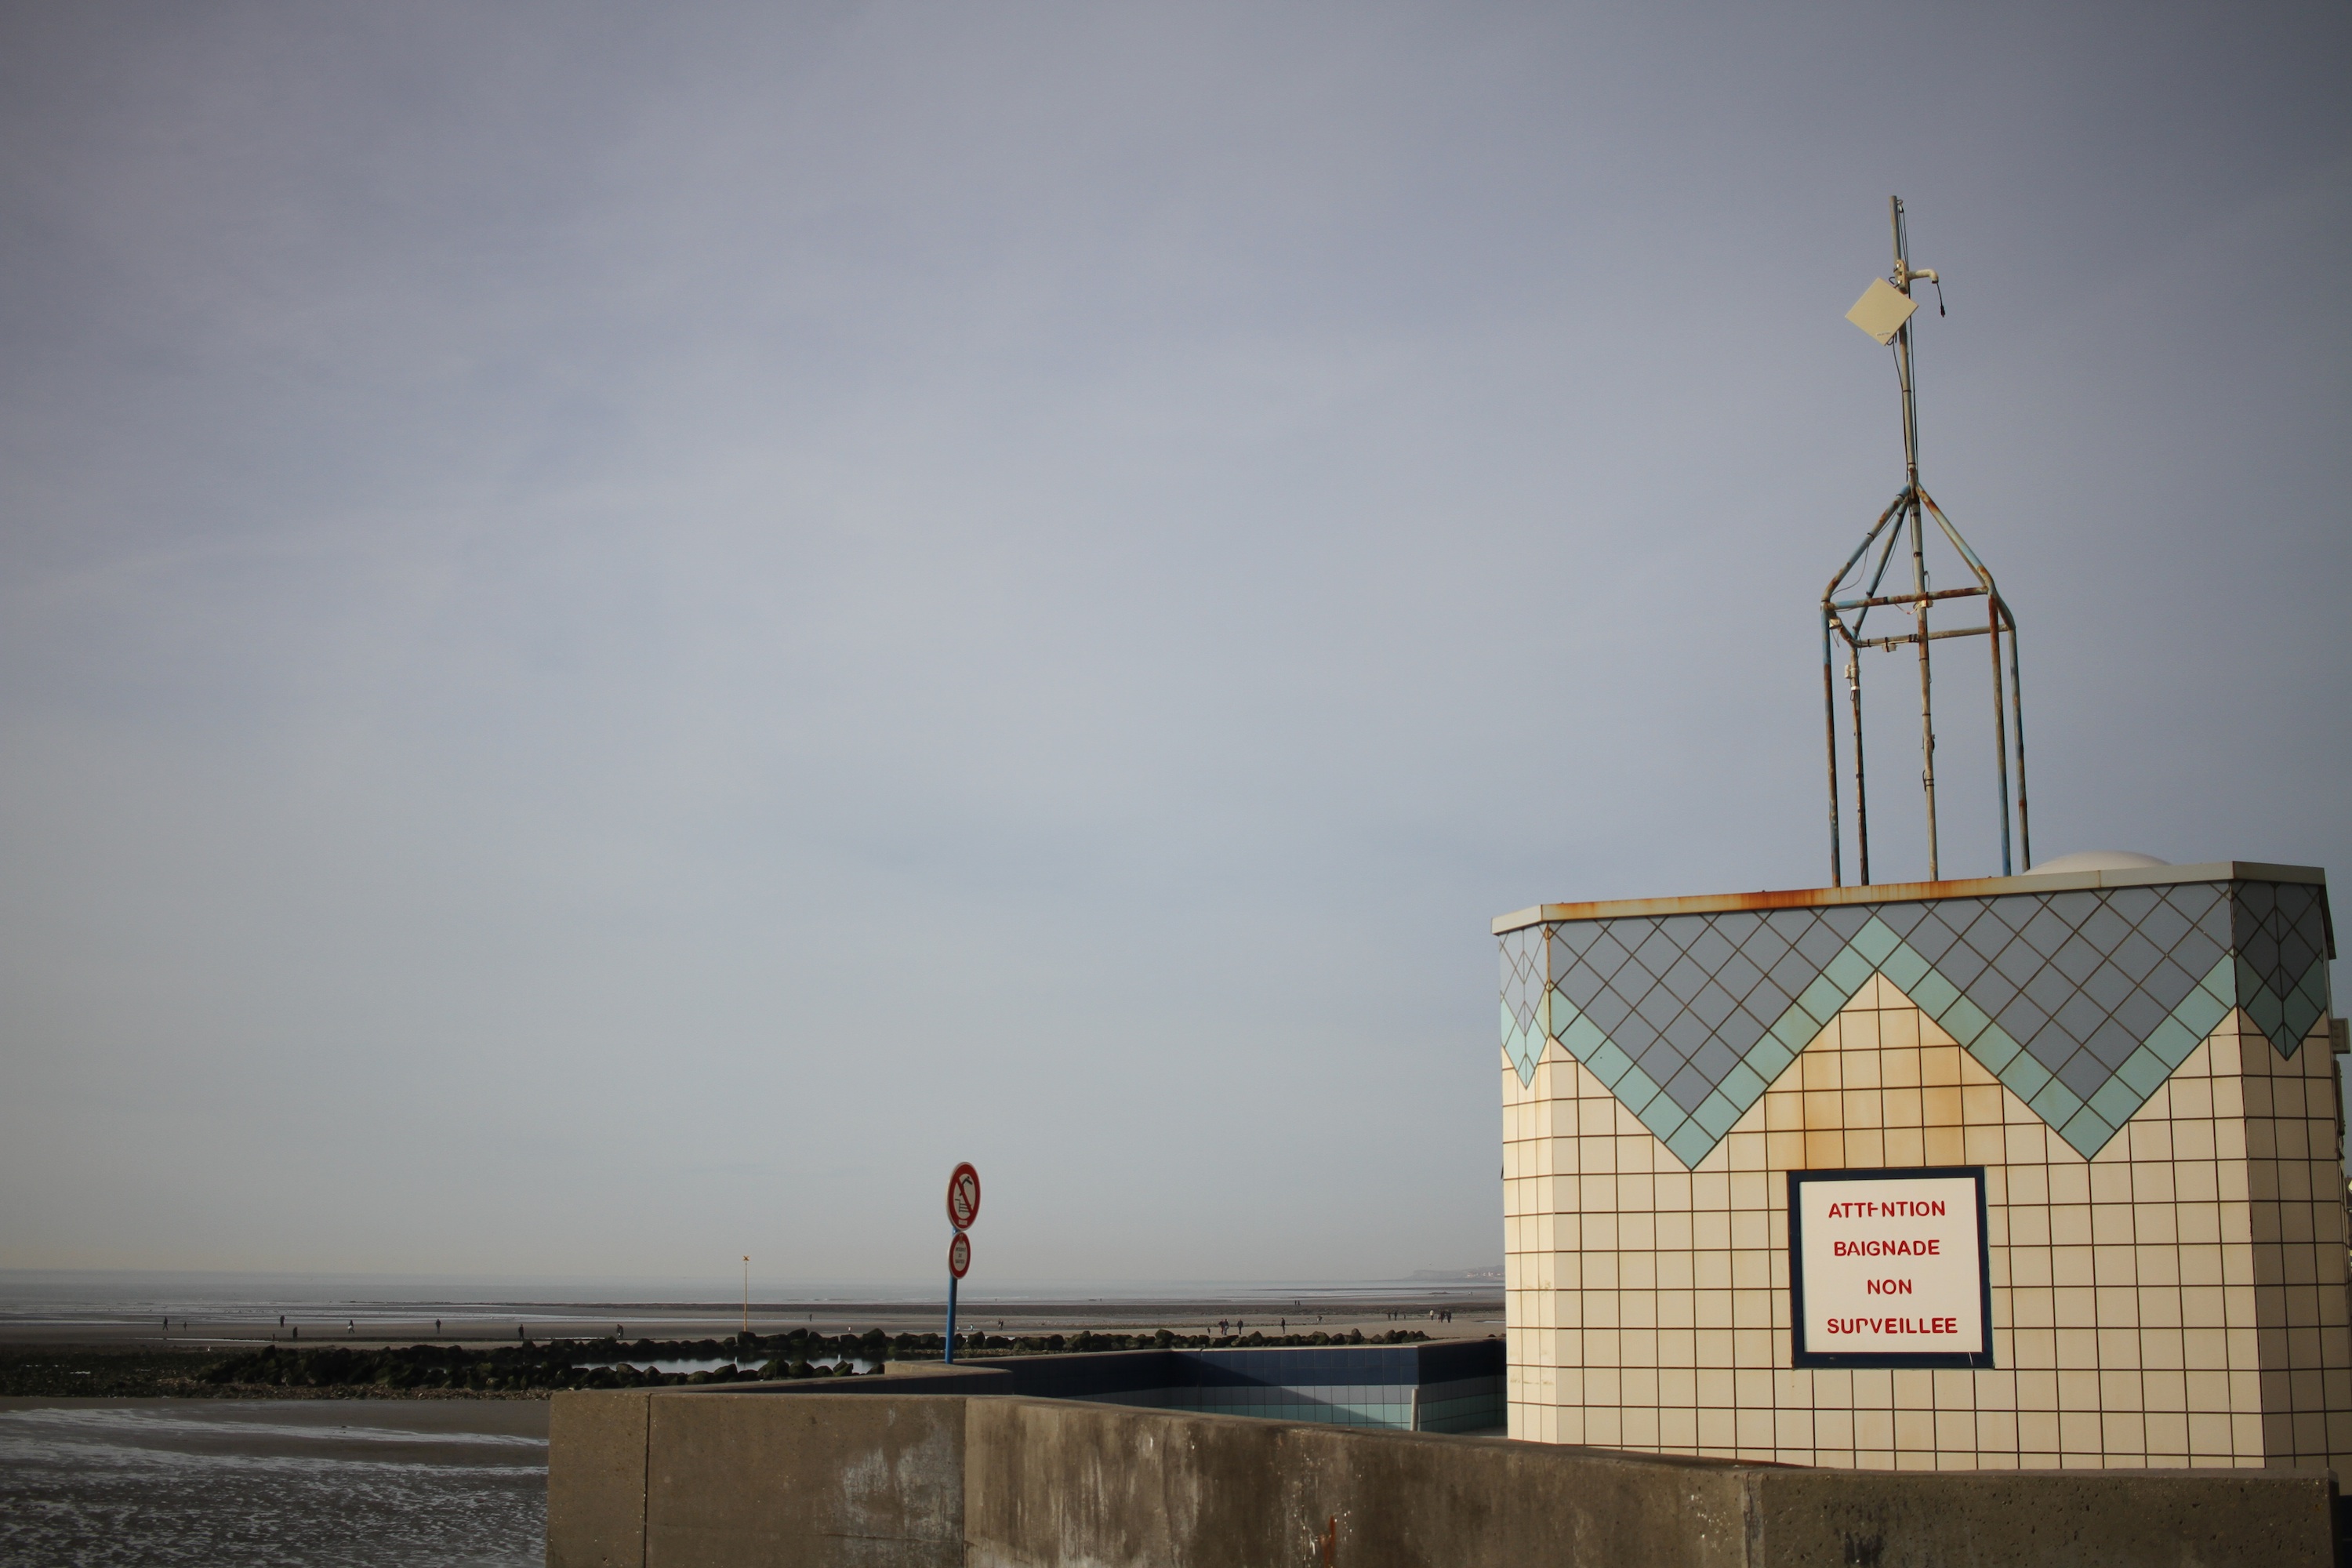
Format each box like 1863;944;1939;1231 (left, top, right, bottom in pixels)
702;1341;1507;1434
625;1362;1013;1399
549;1386;2341;1567
1749;1465;2339;1567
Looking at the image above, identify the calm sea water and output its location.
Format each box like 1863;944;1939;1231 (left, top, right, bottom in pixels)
0;1400;546;1568
0;1269;1501;1330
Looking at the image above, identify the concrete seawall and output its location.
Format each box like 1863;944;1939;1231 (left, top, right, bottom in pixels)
549;1385;2341;1566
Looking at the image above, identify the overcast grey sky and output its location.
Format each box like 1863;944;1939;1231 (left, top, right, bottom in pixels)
0;2;2345;1291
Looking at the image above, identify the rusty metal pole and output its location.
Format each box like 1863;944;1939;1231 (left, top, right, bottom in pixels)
2008;618;2032;870
1853;513;1905;887
1849;646;1871;885
1987;591;2014;876
1911;494;1937;880
1823;607;1843;886
1825;500;1901;887
1893;198;1940;880
1910;495;1938;880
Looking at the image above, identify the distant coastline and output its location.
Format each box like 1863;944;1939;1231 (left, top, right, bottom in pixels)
0;1267;1502;1305
0;1323;1445;1400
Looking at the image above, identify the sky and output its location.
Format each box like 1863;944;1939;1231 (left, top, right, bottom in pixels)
0;1;2345;1294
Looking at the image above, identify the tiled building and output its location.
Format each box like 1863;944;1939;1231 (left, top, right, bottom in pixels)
1497;862;2346;1470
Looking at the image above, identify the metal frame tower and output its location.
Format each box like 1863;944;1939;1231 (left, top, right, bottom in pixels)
1821;197;2031;887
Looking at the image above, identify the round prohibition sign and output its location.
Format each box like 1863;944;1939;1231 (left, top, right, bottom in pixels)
948;1232;971;1279
946;1162;982;1230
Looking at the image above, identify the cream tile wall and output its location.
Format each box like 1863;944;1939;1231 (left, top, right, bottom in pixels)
1502;975;2350;1470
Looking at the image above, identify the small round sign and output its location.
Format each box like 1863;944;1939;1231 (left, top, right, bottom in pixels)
946;1162;981;1230
947;1232;971;1279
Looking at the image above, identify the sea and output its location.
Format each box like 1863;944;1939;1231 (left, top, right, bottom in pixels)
0;1269;1501;1566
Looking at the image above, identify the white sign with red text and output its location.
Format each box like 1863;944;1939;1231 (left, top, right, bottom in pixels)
1791;1171;1986;1365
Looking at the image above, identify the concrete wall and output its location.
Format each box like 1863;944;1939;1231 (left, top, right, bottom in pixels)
550;1388;967;1568
548;1385;2341;1566
958;1396;1751;1568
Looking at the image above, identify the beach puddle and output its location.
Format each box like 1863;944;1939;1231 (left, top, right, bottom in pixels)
580;1355;877;1375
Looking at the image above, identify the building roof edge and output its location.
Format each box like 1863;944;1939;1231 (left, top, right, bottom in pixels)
1490;862;2327;935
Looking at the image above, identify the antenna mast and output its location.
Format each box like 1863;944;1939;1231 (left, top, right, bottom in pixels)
1821;197;2031;887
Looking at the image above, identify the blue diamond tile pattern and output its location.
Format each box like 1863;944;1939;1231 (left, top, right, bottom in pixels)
1498;880;2333;1167
1500;924;1547;1083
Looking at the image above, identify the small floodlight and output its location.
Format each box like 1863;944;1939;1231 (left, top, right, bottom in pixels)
1846;278;1917;345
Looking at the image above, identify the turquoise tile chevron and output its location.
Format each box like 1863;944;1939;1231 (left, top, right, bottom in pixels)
1497;880;2334;1167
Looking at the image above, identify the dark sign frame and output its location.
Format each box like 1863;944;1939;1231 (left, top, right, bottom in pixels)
1788;1166;1993;1370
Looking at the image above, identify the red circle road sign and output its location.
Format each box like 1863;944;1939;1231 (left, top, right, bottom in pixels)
948;1232;971;1279
946;1163;981;1230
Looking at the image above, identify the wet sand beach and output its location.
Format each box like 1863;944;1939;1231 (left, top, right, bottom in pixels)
0;1399;546;1567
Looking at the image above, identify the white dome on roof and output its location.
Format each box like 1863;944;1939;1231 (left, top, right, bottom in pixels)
2026;851;2170;874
